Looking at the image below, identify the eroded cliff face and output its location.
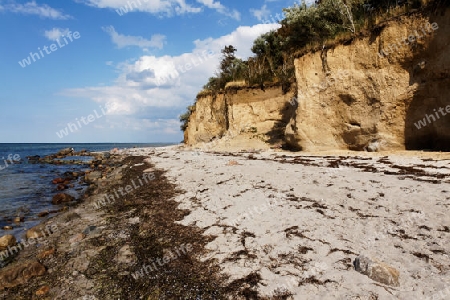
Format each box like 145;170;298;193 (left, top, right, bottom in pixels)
185;10;450;152
286;11;450;152
184;93;228;145
185;87;295;146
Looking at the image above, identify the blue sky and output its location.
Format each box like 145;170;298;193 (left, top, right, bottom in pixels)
0;0;304;143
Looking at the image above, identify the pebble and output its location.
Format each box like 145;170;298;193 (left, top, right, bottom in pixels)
35;285;50;296
13;217;23;223
69;233;85;245
82;226;97;236
0;235;16;250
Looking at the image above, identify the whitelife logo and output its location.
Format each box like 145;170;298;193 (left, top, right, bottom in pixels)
116;0;143;16
0;154;21;171
0;224;58;261
414;105;450;130
378;22;438;59
56;105;109;139
155;50;216;86
93;173;156;209
18;31;81;68
131;243;193;280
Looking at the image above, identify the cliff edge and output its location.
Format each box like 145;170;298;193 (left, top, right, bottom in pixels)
185;9;450;152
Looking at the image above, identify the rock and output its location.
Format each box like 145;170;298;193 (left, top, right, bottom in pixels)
69;233;85;245
82;226;97;236
0;235;16;250
37;247;55;259
27;155;40;162
56;184;68;191
354;255;400;287
62;212;81;223
26;224;57;239
116;245;136;265
226;160;240;166
36;285;50;296
26;228;42;239
57;148;74;156
143;168;154;173
365;140;381;152
2;226;13;231
52;193;75;205
52;178;64;184
0;260;46;290
128;217;140;225
85;171;102;182
13;217;23;223
37;211;49;217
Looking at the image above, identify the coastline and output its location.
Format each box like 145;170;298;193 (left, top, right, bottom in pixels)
130;146;450;299
0;146;449;299
0;150;238;299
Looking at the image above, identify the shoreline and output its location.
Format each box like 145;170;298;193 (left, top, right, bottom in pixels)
0;151;239;299
0;147;449;299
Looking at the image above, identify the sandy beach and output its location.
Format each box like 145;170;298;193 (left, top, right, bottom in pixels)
126;146;450;299
1;146;449;299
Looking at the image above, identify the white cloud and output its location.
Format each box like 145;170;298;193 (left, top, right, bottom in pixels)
3;1;72;19
80;0;201;16
101;117;181;134
196;0;240;20
193;23;280;59
250;4;270;21
60;23;280;130
102;26;166;49
79;0;239;19
43;28;70;41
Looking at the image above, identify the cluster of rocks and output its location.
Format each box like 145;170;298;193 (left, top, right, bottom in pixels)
47;152;121;210
0;148;125;291
0;230;51;291
27;148;93;165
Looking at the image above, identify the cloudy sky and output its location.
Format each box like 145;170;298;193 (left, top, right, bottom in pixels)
0;0;304;143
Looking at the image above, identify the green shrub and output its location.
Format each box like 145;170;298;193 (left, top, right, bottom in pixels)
179;105;195;132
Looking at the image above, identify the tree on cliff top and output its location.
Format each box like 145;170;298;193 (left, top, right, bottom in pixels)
218;45;246;88
280;0;364;52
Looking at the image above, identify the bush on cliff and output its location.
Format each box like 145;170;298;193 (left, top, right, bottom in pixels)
179;104;195;131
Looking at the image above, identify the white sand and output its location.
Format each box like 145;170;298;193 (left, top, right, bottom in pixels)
120;146;450;300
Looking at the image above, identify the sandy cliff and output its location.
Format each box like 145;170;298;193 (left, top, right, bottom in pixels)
185;87;295;147
185;9;450;152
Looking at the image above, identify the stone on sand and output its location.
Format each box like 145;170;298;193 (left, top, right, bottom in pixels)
0;260;46;290
0;235;16;250
354;255;400;287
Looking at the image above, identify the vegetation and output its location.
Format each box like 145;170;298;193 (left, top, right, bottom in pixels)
180;0;443;132
179;104;195;131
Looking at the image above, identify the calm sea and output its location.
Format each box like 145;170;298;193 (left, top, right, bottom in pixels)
0;143;171;240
